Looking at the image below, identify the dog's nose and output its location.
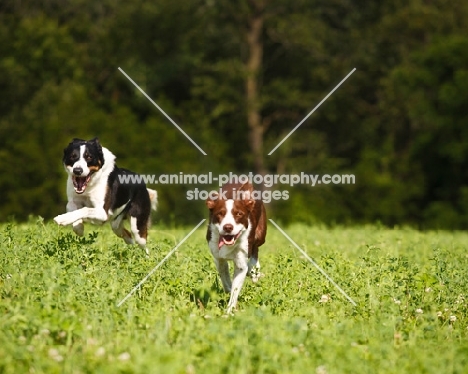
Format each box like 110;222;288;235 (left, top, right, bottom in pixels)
73;167;83;175
223;224;233;233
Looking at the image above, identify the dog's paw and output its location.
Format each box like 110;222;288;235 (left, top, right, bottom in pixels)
54;213;75;226
249;267;264;283
72;221;84;236
247;258;263;283
224;309;235;317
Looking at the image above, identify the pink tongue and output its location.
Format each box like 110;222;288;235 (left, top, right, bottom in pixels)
218;238;224;249
218;235;236;249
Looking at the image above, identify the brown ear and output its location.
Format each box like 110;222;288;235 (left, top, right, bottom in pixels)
206;199;216;210
244;199;255;212
206;191;219;209
237;189;252;201
239;182;254;194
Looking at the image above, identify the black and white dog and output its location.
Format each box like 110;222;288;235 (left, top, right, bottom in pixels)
54;137;157;254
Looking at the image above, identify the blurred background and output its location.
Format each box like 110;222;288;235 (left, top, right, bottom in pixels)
1;0;467;228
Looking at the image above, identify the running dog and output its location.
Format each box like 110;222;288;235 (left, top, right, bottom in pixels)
54;137;157;254
205;182;266;314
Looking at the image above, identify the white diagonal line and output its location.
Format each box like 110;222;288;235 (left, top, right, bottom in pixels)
269;219;357;306
118;67;207;156
117;219;206;307
268;68;356;155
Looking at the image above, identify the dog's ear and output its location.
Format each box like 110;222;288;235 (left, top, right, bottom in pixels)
238;182;254;194
65;138;83;152
63;139;78;160
88;137;100;146
206;199;216;210
206;191;219;210
243;199;255;212
88;137;105;166
236;189;252;201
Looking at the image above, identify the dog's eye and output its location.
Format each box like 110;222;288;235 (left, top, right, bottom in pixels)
84;154;92;162
234;211;243;218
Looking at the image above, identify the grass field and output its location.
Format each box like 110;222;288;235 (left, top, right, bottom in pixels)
1;217;468;373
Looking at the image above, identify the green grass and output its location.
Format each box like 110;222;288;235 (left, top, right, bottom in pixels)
1;217;468;373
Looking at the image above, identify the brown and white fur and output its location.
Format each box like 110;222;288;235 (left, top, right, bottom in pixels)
54;137;157;255
206;182;267;314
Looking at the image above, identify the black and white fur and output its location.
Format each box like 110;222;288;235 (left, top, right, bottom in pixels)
54;137;157;254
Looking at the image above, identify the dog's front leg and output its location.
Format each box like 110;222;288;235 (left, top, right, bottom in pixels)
54;207;108;227
214;258;232;293
225;254;249;315
65;201;84;236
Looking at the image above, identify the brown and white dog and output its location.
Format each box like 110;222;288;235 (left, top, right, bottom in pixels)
54;137;157;254
206;182;267;314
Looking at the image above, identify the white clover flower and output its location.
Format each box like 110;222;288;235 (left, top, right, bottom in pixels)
437;311;443;317
48;348;59;356
425;287;432;293
415;308;423;314
319;294;331;303
95;347;106;357
450;315;457;322
48;348;63;362
316;365;327;374
393;298;401;305
118;352;131;361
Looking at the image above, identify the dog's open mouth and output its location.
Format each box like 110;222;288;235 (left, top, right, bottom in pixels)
218;231;242;249
72;174;93;194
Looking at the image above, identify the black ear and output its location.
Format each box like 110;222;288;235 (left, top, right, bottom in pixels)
63;139;78;160
88;137;105;165
88;137;100;146
65;138;84;152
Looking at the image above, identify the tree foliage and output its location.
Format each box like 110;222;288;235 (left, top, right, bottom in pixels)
1;0;468;228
